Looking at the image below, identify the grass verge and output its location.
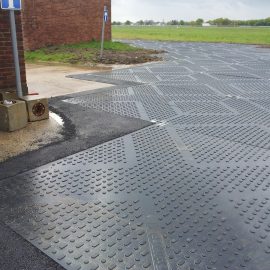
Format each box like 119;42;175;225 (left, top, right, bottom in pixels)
25;41;163;65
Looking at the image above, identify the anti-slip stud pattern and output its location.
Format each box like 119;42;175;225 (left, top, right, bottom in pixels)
1;41;270;270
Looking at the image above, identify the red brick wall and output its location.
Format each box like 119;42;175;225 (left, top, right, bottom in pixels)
0;10;27;94
22;0;112;50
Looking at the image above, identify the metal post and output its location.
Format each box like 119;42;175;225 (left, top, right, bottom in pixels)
100;6;107;59
9;9;23;97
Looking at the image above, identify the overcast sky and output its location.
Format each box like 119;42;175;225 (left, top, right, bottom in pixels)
112;0;270;22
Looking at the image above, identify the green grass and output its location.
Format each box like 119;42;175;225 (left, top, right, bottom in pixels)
112;26;270;45
25;41;140;63
26;27;270;64
25;51;75;62
63;40;139;51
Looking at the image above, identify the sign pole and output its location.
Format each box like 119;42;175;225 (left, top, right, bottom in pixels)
100;6;108;59
9;9;23;97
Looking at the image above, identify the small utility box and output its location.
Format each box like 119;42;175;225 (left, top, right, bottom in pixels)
20;96;49;122
0;100;28;132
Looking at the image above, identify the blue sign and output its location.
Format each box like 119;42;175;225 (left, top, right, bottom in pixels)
104;10;109;23
1;0;21;10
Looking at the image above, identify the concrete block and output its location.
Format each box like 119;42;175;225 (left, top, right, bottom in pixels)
0;100;28;132
20;96;49;122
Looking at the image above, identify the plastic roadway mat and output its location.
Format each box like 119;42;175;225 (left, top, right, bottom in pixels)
1;41;270;270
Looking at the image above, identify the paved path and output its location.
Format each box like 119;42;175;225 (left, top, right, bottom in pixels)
1;41;270;270
26;64;112;98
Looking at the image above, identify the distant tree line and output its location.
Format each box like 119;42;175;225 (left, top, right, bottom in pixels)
208;18;270;26
112;19;205;26
112;18;270;27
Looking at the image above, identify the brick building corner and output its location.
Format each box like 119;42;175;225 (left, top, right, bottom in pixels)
0;10;27;95
22;0;112;50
